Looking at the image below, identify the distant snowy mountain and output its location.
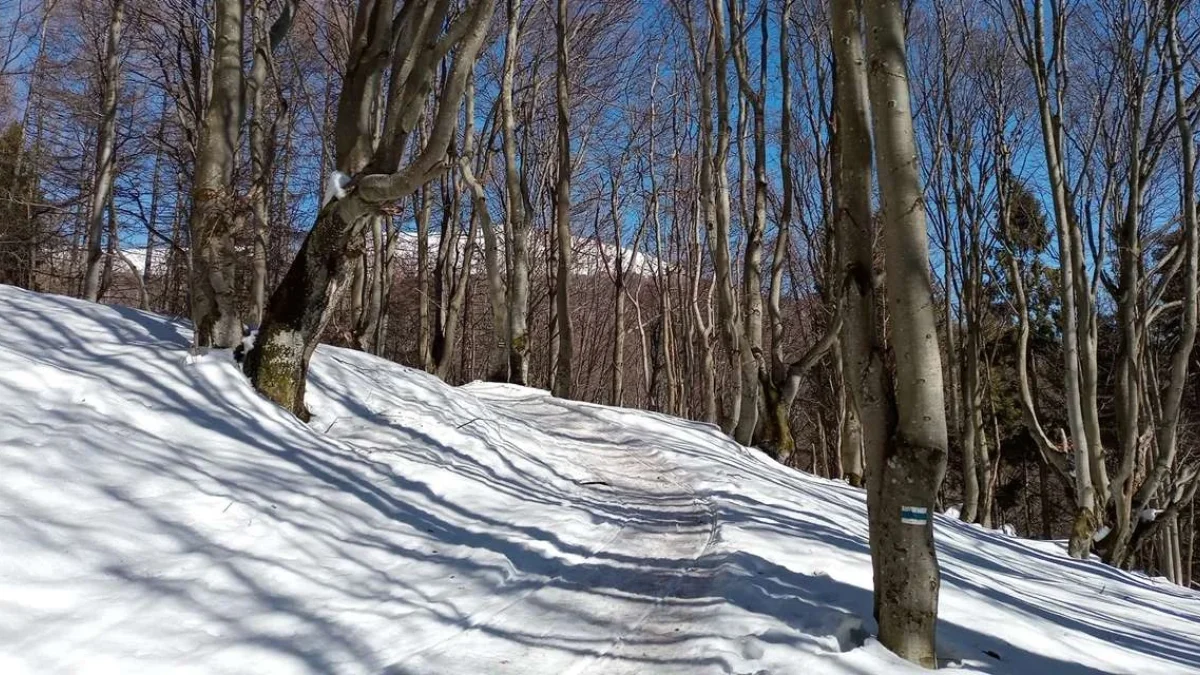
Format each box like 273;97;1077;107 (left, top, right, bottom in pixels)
387;230;664;277
1;285;1198;674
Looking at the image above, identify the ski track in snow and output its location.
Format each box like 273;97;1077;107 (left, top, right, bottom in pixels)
4;285;1200;675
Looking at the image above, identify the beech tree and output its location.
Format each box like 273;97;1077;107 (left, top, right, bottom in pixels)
244;0;496;417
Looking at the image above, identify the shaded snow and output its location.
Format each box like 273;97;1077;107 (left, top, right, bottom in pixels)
1;285;1198;674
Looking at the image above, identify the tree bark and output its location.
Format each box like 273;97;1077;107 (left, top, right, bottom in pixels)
1010;0;1098;557
551;0;573;399
729;0;766;446
246;0;299;326
458;78;508;381
417;188;432;369
190;0;244;348
765;0;796;458
502;0;532;386
245;0;496;416
83;0;125;303
864;0;950;663
708;0;742;435
830;0;892;641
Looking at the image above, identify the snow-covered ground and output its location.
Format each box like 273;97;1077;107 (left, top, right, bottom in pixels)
1;285;1198;675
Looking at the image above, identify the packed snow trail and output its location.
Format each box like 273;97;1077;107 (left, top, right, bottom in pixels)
372;388;718;674
3;286;1200;674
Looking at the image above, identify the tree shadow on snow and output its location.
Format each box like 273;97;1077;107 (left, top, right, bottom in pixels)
1;287;1197;675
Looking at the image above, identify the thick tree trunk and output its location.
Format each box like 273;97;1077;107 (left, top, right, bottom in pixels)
864;0;949;664
244;200;368;418
83;0;125;303
190;0;245;348
246;0;495;413
830;0;892;641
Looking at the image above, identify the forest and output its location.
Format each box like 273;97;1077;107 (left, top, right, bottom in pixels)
1;0;1198;666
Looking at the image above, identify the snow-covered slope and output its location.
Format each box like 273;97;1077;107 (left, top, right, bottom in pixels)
1;285;1198;675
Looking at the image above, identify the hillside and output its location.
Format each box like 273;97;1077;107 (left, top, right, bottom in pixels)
1;285;1198;674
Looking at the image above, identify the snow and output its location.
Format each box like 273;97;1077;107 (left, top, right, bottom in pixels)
388;231;662;278
2;284;1199;674
323;171;351;207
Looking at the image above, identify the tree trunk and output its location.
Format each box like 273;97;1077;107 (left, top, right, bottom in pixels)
837;345;864;486
83;0;125;303
189;0;244;348
830;0;892;639
458;78;508;381
502;0;532;386
417;188;432;369
552;0;573;399
1120;7;1200;564
244;201;368;418
1016;0;1097;557
767;0;796;457
708;0;741;435
729;0;766;446
864;0;949;664
246;0;496;414
436;203;478;380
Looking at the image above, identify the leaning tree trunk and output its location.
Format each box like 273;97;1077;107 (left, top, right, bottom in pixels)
864;0;949;664
83;0;125;303
245;0;495;417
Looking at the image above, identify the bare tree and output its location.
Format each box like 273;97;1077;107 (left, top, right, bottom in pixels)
245;0;497;417
188;0;244;348
838;0;952;663
551;0;573;399
82;0;124;302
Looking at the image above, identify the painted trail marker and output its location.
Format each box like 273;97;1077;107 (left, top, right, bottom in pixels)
901;506;929;525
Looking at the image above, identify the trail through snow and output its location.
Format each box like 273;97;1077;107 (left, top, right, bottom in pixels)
379;388;719;674
3;286;1200;675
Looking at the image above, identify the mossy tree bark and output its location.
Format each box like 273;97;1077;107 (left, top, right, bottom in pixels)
244;0;496;415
